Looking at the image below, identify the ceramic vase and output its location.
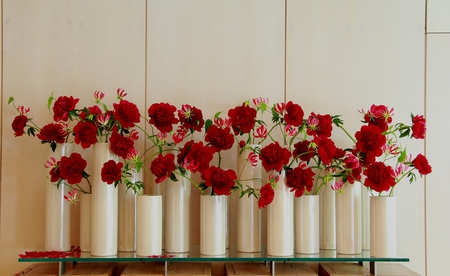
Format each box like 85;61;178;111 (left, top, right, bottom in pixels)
136;195;163;256
362;185;371;251
91;143;118;256
200;195;227;256
165;173;191;253
336;183;362;255
79;193;91;252
294;195;319;254
319;177;336;250
118;168;141;252
44;143;72;252
236;145;262;253
267;170;294;256
370;196;397;257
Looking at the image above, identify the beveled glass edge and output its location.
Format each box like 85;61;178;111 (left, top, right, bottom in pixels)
18;247;409;263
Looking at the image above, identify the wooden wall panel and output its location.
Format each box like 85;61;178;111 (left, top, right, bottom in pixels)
425;34;450;276
146;0;285;247
0;1;146;275
286;1;426;275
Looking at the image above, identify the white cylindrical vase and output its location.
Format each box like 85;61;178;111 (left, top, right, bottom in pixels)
45;143;72;252
370;196;397;257
319;178;336;250
236;145;262;253
79;193;91;252
165;173;191;253
267;171;294;256
200;195;227;256
91;143;118;256
361;186;371;251
136;195;163;256
118;168;141;252
336;183;362;255
295;195;319;254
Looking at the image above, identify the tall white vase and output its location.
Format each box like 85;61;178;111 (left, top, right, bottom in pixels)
236;145;262;253
118;169;141;252
319;178;336;250
267;171;294;256
45;143;72;252
336;183;362;255
361;186;371;251
136;195;163;256
165;173;191;253
151;179;165;250
294;195;319;254
370;196;397;257
200;195;227;256
79;193;91;252
91;143;118;256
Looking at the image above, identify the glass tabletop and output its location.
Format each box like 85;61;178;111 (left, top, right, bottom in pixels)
18;246;409;263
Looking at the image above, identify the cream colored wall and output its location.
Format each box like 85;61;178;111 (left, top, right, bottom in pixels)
0;1;146;274
286;2;426;275
0;1;444;275
425;0;450;275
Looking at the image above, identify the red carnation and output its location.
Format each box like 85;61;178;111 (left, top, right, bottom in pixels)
363;104;393;132
11;115;28;137
101;160;123;184
37;123;66;143
307;113;333;138
411;115;426;139
109;131;135;159
286;163;315;197
148;102;178;133
363;162;396;193
73;121;98;149
227;103;257;135
49;162;62;182
258;183;275;209
204;125;234;152
292;140;315;162
150;154;176;183
177;141;214;174
259;142;292;172
314;136;337;165
201;166;237;196
284;101;304;127
178;104;204;132
412;154;432;175
355;124;386;157
79;105;102;120
58;153;87;185
113;99;141;129
52;96;79;122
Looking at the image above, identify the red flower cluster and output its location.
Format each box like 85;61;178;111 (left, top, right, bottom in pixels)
286;164;315;197
348;104;432;194
202;166;238;195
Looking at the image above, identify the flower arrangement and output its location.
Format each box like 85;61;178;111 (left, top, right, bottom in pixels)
333;104;432;196
9;88;143;196
223;98;347;208
10;92;432;206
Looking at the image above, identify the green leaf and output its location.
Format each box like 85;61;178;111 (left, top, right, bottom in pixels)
50;142;57;153
8;97;14;105
169;173;178;182
398;149;407;163
205;119;213;132
47;93;55;112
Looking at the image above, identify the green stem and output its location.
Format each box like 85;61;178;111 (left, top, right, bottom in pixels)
338;125;357;144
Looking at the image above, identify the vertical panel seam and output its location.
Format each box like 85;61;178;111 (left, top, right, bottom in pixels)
284;0;287;103
423;1;428;275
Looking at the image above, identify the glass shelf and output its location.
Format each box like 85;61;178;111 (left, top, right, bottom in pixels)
18;246;409;263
